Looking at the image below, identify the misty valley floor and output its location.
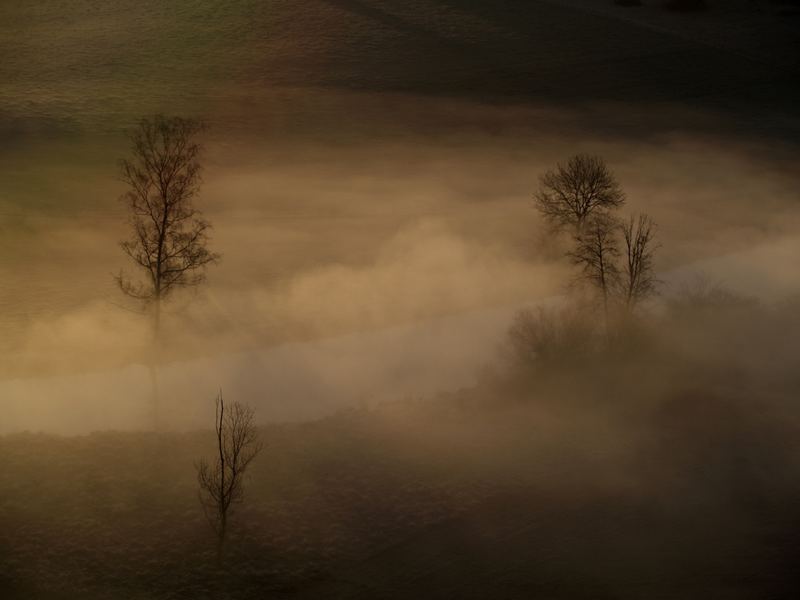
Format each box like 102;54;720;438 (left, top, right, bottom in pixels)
2;1;800;599
2;382;799;600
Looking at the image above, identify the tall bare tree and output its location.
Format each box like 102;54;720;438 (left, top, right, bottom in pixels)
116;115;219;336
197;391;262;565
568;213;620;324
534;154;625;233
619;214;659;311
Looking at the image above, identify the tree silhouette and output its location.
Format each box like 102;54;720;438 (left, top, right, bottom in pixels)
568;213;620;325
619;214;659;311
534;154;625;233
197;391;262;565
116;115;219;337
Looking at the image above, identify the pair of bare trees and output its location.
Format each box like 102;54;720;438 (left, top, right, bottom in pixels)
116;117;260;563
534;154;659;326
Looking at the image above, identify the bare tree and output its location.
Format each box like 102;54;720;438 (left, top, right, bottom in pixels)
568;213;620;324
619;214;659;311
534;154;625;233
197;391;262;565
116;115;219;336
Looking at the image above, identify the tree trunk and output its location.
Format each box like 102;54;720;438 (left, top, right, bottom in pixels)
149;299;162;430
216;512;227;566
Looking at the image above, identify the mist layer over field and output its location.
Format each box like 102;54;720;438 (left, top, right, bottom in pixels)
3;126;800;431
2;0;800;432
4;291;800;598
2;2;800;598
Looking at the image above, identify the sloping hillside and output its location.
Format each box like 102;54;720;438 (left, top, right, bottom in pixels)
1;0;798;136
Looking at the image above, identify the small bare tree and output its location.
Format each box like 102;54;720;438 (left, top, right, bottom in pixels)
568;214;620;325
116;115;219;336
534;154;625;233
619;214;659;311
197;391;262;565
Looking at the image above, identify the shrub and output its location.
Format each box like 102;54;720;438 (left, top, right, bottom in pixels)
507;306;596;368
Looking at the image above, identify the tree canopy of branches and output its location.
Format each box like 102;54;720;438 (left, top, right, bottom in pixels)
197;392;262;564
619;215;659;310
116;115;219;333
534;154;625;233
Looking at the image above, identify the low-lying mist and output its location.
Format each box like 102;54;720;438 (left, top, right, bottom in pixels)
3;1;800;596
2;104;800;433
4;280;800;597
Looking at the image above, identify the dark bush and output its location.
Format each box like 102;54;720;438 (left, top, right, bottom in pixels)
507;307;597;368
